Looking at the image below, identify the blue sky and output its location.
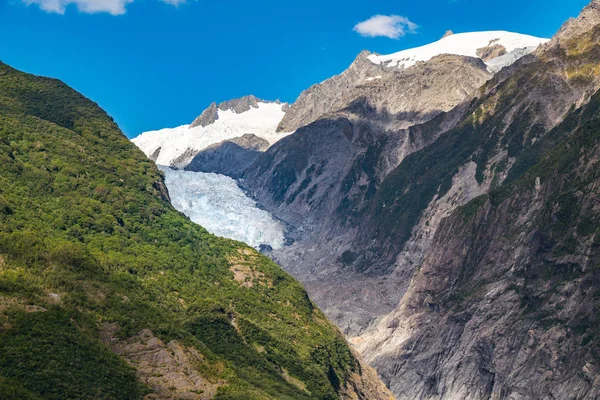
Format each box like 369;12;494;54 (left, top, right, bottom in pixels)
0;0;590;137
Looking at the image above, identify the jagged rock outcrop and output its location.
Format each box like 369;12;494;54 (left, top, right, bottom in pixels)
185;133;270;177
276;53;491;134
476;42;507;61
190;102;219;128
553;0;600;43
276;50;385;133
218;95;261;113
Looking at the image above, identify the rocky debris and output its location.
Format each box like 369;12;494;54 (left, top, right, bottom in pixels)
242;6;600;388
101;324;222;400
190;102;219;128
185;133;269;177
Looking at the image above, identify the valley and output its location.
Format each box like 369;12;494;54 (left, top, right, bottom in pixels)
0;1;598;399
133;2;600;398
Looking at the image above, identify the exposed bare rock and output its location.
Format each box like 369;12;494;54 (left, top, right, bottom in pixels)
276;50;385;132
476;43;507;61
190;102;219;128
340;349;396;400
185;133;269;177
441;30;454;39
101;324;222;400
354;91;600;398
226;133;270;151
277;52;489;133
149;146;162;162
218;95;260;114
552;0;600;44
244;1;600;354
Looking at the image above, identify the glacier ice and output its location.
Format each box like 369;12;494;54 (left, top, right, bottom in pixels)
160;166;285;250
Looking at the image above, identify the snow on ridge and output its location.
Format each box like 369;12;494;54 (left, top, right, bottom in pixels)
132;102;290;167
161;167;285;250
367;31;549;70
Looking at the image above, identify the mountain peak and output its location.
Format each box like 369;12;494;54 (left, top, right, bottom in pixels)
218;95;261;113
553;0;600;43
442;30;454;38
189;101;218;128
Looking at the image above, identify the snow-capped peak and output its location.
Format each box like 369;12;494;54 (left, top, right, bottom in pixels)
132;100;290;167
367;31;549;71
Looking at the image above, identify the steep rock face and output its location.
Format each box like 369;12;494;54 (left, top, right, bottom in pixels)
185;134;269;177
276;50;387;133
190;102;219;128
354;7;600;283
354;89;600;399
553;0;600;43
247;54;493;227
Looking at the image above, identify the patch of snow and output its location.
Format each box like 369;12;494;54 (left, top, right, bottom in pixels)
365;75;382;81
368;31;549;70
161;167;285;250
133;102;290;167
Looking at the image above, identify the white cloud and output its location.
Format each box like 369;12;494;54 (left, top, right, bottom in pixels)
22;0;187;15
353;15;418;39
160;0;186;5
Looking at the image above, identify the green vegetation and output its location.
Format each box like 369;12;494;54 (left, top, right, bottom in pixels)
0;61;359;399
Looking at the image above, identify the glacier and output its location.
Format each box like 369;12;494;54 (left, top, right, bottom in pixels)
160;166;285;250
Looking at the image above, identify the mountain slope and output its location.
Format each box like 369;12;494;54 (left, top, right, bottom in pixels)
344;1;600;397
355;84;600;400
0;61;392;400
238;3;600;339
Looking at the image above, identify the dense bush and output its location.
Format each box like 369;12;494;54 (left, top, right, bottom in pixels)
0;61;357;399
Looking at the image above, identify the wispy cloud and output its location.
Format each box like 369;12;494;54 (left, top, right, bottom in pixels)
353;15;418;39
21;0;188;15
